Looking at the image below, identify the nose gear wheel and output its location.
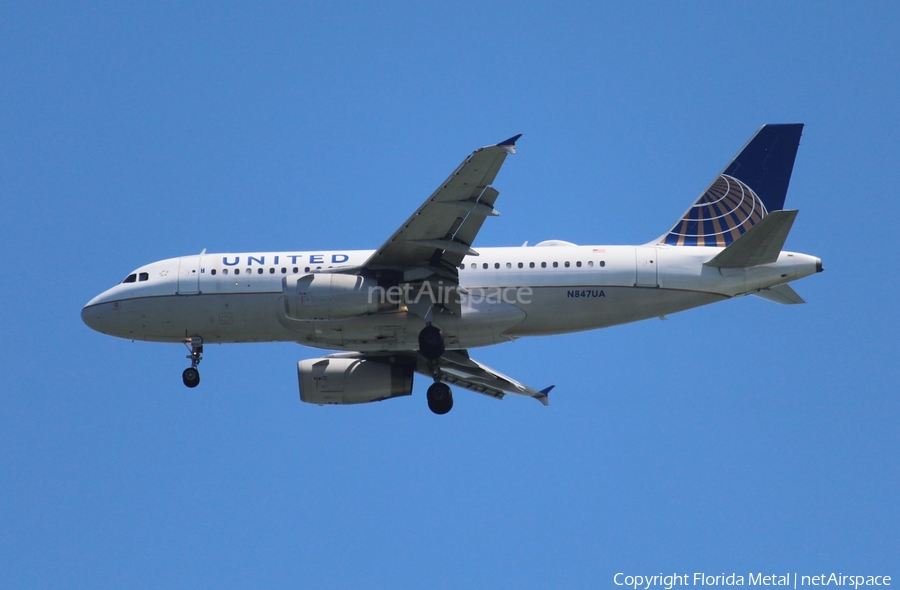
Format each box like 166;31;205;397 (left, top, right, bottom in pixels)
182;336;203;388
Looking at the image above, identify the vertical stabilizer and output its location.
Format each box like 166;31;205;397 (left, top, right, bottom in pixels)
660;124;803;247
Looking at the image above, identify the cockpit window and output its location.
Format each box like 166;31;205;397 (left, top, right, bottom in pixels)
122;274;137;283
139;272;149;282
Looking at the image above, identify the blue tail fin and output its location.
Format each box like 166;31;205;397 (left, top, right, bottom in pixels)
660;124;803;247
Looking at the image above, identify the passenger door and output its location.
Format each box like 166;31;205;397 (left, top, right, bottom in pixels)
177;256;200;294
635;247;658;287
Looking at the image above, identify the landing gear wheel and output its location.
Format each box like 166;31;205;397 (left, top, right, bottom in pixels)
182;335;203;388
182;367;200;388
418;325;445;360
427;382;453;415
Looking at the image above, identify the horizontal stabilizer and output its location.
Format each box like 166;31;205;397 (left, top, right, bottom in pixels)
752;284;805;305
705;210;798;269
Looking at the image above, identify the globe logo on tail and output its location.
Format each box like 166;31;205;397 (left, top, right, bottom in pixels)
663;174;767;247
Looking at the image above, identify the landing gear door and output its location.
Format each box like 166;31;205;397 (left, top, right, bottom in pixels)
635;247;658;287
177;256;201;294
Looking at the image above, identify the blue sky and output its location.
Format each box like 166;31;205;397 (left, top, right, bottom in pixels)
1;2;898;588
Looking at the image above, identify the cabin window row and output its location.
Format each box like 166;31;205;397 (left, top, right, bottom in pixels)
459;260;607;270
209;267;316;276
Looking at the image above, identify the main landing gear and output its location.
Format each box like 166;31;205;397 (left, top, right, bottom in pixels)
418;324;452;414
182;335;203;388
418;325;445;360
427;382;453;415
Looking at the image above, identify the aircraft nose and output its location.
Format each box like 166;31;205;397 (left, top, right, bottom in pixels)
816;257;824;273
81;300;104;333
82;290;116;334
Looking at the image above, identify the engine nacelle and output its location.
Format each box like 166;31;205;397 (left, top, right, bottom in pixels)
298;357;414;405
283;273;381;320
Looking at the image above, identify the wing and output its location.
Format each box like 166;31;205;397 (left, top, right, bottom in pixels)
362;135;521;283
318;349;552;406
418;350;553;406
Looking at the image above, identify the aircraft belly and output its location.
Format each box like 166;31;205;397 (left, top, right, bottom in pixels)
129;292;295;343
275;298;528;352
507;286;726;336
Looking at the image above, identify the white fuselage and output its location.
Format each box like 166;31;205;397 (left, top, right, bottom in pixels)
81;244;821;351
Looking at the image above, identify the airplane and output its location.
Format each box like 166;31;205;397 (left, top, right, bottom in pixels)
82;124;823;415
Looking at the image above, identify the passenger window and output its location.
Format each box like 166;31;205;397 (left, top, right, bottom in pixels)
587;261;593;267
483;263;488;269
269;268;275;274
494;263;500;269
235;269;241;275
600;260;606;267
223;268;229;275
506;263;511;269
471;263;476;269
281;268;287;274
541;262;547;268
304;267;309;273
564;261;570;268
553;262;559;268
257;268;263;275
122;274;137;283
576;261;582;268
293;267;299;273
459;264;465;270
518;262;523;268
211;269;217;276
529;262;535;268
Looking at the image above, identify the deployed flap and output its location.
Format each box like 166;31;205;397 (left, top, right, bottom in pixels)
705;210;798;269
418;350;553;406
362;135;521;281
752;284;805;305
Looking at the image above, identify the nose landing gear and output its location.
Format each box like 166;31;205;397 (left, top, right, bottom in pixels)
182;336;203;388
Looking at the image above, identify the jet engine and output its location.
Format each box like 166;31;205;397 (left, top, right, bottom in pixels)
283;273;383;320
297;357;414;405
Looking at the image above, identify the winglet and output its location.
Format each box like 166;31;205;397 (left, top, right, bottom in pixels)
533;385;554;406
497;134;523;155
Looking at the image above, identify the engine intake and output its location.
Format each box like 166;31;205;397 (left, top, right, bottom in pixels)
298;357;414;405
283;273;382;321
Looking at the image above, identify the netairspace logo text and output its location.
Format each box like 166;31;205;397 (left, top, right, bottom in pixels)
613;573;891;590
